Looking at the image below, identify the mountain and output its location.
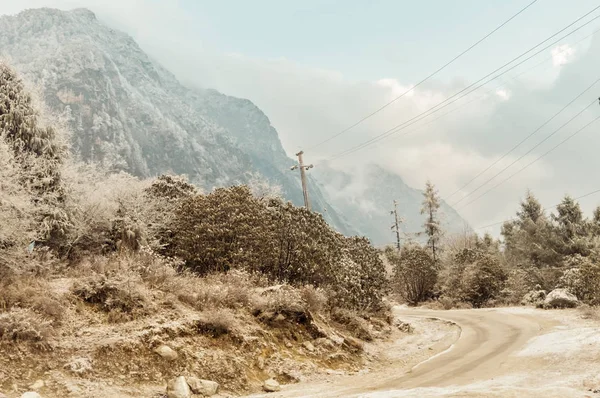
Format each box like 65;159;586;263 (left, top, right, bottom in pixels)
0;7;469;243
0;7;356;235
315;164;470;246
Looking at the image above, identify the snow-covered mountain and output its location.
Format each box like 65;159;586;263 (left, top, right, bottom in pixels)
0;7;469;244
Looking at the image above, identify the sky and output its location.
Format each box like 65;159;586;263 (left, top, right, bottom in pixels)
2;0;600;233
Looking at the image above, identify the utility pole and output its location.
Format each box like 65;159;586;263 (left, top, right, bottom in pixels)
390;200;403;250
290;150;313;210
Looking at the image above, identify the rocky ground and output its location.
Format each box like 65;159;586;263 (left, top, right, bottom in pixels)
0;263;398;398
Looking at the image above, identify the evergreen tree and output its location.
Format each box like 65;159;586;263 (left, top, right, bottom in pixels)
516;189;544;227
552;195;584;240
421;180;442;263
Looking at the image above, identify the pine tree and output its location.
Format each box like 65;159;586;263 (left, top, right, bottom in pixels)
421;180;442;263
552;195;584;240
516;189;544;226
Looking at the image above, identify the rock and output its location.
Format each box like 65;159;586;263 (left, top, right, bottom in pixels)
167;376;191;398
29;380;44;390
302;341;315;352
21;393;42;398
64;357;93;375
262;378;281;392
0;393;7;398
329;335;344;345
544;288;578;308
187;377;219;396
155;345;178;361
314;337;335;350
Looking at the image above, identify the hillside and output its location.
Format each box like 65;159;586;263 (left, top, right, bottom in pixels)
0;7;356;235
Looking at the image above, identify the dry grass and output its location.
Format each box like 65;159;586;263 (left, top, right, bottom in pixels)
0;308;53;347
331;308;374;341
196;309;236;337
0;278;66;324
72;272;151;321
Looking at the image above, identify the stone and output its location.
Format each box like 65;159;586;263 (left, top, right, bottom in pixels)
262;378;281;392
302;341;315;352
64;357;93;375
544;288;578;308
0;393;7;398
167;376;191;398
329;335;344;345
187;377;219;396
155;345;178;361
21;393;42;398
29;380;44;390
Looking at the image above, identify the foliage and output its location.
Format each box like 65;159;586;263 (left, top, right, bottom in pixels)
420;180;443;263
558;255;600;304
162;186;386;310
388;244;437;305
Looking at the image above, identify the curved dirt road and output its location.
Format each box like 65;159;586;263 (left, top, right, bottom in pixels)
248;308;569;398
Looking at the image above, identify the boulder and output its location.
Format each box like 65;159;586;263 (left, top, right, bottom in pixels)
167;376;191;398
544;288;578;308
21;393;42;398
155;345;178;361
187;377;219;396
262;378;281;392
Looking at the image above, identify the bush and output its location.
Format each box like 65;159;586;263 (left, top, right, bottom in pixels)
164;186;387;311
439;247;506;308
558;255;600;304
388;244;437;305
0;309;52;347
72;272;150;321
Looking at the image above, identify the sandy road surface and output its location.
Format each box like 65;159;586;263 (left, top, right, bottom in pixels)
248;307;600;397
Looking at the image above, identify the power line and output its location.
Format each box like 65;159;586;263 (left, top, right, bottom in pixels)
475;187;600;230
460;113;600;209
382;27;600;150
304;0;539;151
444;69;600;203
450;83;600;206
323;6;600;162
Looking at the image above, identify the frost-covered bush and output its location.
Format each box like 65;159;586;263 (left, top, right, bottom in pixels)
0;62;69;250
388;244;437;305
163;186;387;311
439;247;506;307
329;237;387;311
558;255;600;304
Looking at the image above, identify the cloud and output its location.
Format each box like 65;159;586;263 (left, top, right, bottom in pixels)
551;44;576;67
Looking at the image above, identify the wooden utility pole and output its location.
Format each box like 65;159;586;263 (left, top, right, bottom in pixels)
391;200;403;250
290;150;313;210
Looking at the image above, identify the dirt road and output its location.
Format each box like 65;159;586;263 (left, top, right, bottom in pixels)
248;307;600;397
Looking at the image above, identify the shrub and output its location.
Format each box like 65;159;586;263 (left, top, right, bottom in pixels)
0;309;52;346
388;244;437;305
558;255;600;304
72;272;150;320
439;247;506;307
